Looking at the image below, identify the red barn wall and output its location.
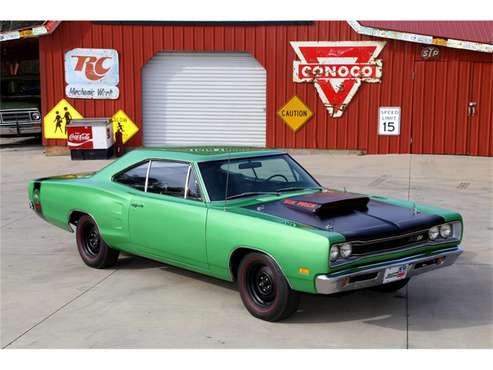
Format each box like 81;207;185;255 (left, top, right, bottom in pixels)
39;21;493;155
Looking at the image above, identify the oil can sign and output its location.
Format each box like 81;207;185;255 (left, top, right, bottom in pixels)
64;48;119;100
378;107;401;135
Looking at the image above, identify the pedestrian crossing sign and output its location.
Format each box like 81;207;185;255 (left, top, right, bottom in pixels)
44;99;83;139
111;109;139;144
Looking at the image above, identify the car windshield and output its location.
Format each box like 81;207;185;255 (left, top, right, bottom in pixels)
198;154;321;201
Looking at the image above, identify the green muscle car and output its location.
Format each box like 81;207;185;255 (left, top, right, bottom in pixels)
28;147;463;321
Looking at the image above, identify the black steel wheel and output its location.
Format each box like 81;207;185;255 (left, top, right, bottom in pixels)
238;252;300;321
247;265;276;306
83;224;101;257
76;215;119;269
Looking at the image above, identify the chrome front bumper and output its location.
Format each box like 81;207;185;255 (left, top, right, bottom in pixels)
0;122;41;135
315;246;463;294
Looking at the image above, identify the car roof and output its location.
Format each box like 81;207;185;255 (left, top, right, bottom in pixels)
129;146;285;162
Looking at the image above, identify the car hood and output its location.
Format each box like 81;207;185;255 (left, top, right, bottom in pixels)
243;190;444;240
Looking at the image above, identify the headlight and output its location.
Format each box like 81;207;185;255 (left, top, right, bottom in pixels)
339;243;352;258
330;246;339;261
429;226;439;240
31;111;41;121
439;223;452;238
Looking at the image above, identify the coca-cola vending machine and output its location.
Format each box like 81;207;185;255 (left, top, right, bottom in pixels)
67;118;114;160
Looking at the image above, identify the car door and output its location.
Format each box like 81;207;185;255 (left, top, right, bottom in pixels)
127;160;208;270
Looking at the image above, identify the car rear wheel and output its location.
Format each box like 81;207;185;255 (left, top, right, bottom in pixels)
372;278;410;292
76;215;119;269
238;252;300;322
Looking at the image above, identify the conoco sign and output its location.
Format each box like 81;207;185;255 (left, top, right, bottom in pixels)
291;41;386;117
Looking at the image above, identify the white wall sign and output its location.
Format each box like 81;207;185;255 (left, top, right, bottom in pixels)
378;107;401;135
64;48;119;100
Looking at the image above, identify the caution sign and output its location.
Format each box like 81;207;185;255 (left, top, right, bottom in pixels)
44;99;83;139
111;109;139;144
277;96;313;132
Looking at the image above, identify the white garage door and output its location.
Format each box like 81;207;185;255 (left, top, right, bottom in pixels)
142;53;266;147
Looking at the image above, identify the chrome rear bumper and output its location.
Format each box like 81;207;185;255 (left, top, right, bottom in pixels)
315;246;463;294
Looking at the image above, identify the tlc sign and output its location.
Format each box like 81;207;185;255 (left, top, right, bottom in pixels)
291;41;385;117
64;48;119;100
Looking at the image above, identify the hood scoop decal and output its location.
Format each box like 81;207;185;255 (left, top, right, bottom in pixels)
283;191;369;217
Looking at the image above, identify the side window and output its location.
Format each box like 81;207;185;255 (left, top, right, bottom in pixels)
186;169;202;201
113;161;149;191
147;161;189;197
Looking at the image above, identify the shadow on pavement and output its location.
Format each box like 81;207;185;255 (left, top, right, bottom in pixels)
0;136;42;149
113;255;492;333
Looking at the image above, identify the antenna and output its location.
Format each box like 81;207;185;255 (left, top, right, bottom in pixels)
224;150;231;211
407;137;413;201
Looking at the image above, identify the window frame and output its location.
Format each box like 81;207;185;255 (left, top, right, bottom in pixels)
112;158;206;202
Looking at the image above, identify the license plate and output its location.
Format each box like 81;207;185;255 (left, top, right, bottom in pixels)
382;264;409;284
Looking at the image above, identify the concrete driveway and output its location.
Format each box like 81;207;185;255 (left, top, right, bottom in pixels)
1;143;492;348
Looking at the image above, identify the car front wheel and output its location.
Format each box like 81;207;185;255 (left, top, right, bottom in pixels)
238;252;300;322
76;215;119;269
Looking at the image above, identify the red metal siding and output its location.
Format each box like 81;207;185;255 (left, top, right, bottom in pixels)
39;21;493;155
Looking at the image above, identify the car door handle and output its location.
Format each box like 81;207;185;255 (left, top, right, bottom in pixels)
131;203;144;208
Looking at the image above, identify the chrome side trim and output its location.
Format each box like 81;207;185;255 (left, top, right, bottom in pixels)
316;246;463;294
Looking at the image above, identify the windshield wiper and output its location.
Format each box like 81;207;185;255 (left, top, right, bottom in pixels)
275;186;324;193
226;191;280;200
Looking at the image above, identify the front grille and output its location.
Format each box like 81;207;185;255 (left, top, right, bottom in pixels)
1;112;30;122
0;110;39;124
351;230;429;256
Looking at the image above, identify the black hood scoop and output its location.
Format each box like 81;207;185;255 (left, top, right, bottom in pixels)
282;191;369;216
245;190;444;240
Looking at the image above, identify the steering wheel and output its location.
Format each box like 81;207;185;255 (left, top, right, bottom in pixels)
263;174;289;182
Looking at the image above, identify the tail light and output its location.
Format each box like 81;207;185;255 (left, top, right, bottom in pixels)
32;188;42;212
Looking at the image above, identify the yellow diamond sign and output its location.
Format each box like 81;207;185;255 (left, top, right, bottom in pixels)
111;109;139;144
44;99;83;139
277;96;313;132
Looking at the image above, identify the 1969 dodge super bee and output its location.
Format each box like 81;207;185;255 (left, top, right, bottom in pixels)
28;147;463;321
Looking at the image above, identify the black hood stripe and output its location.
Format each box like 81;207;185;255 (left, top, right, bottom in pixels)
245;191;444;240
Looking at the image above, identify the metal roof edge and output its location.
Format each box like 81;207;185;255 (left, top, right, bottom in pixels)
0;21;61;43
347;20;493;53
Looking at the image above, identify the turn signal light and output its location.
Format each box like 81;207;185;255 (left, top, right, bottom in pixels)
298;267;310;275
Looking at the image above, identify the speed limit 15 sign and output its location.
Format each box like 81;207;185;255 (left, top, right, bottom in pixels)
378;107;401;135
